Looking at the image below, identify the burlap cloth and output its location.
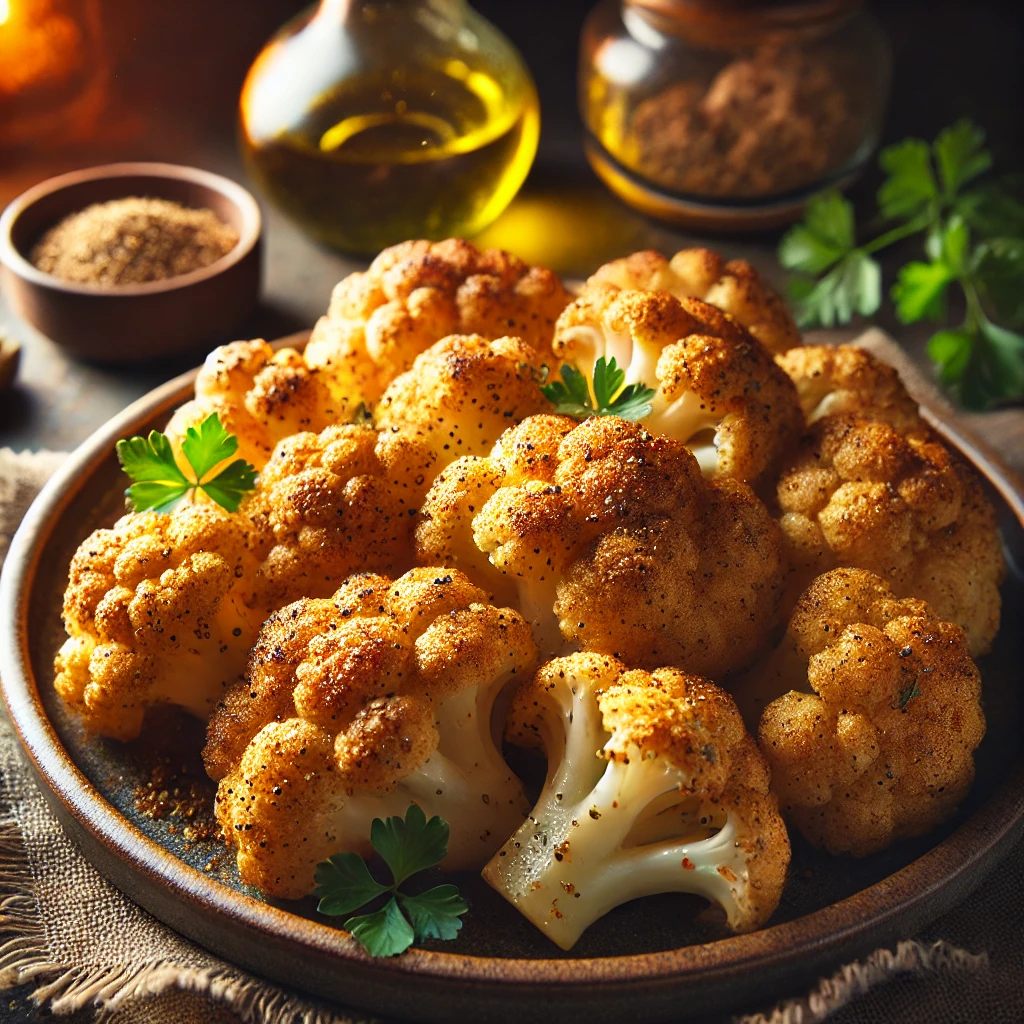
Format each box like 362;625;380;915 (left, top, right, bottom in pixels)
1;335;1021;1023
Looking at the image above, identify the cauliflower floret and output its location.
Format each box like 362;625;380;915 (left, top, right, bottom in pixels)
416;415;783;674
54;504;263;741
482;652;790;949
375;334;552;470
165;340;345;471
757;568;986;856
241;423;436;608
589;247;801;356
776;415;1005;655
304;239;572;407
553;287;802;481
207;567;537;898
776;344;927;435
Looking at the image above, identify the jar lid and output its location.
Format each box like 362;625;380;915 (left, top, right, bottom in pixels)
628;0;863;47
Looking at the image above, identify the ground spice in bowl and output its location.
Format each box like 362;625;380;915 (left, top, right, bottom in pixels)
30;196;239;287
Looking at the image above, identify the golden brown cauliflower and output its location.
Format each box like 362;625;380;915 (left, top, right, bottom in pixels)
165;340;344;471
483;652;790;949
416;414;783;674
55;504;263;740
589;247;801;356
375;333;552;469
552;286;802;482
207;567;537;898
241;423;435;608
304;239;572;407
757;569;985;856
776;344;927;435
776;415;1005;655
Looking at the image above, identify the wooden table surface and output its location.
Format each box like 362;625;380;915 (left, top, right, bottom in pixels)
0;3;1021;1022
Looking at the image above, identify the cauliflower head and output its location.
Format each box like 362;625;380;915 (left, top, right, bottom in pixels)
165;340;344;471
304;239;572;406
207;567;537;898
553;286;802;482
55;503;262;741
776;344;926;435
416;414;783;674
588;247;801;356
375;333;552;470
776;414;1005;655
757;568;986;856
241;422;436;608
483;652;790;949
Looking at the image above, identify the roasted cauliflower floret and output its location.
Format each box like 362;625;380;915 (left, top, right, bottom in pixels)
776;415;1005;655
304;239;572;407
416;415;783;674
757;569;986;856
589;247;801;356
55;503;262;741
553;287;801;481
776;344;926;435
165;340;344;471
241;422;435;608
375;334;552;470
207;567;537;898
483;653;790;949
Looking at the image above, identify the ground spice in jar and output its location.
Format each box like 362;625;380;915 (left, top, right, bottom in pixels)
629;46;863;198
30;196;239;286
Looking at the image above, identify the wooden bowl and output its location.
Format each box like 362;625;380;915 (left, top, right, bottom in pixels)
0;162;262;364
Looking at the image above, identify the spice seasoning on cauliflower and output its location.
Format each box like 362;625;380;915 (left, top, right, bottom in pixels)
207;567;537;899
416;414;783;673
165;340;344;472
55;504;263;741
553;285;802;482
589;247;801;356
776;344;927;435
756;568;986;857
304;238;572;407
241;422;436;608
375;333;552;469
483;653;790;949
776;415;1005;655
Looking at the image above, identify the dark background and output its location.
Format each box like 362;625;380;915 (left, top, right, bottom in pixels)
0;2;1022;1022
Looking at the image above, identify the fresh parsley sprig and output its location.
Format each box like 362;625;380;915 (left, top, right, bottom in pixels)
541;356;656;421
313;805;468;958
779;119;1024;410
116;412;257;513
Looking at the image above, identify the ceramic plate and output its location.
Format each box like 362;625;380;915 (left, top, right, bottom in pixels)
2;334;1022;1023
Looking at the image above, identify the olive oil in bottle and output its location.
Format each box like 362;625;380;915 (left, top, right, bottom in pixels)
240;0;539;253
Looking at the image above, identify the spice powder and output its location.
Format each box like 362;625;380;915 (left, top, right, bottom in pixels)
31;196;239;287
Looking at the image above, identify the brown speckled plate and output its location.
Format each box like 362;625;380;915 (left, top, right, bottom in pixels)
1;332;1022;1024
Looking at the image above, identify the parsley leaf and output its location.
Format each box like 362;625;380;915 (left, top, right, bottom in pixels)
892;260;956;323
313;805;467;958
778;190;855;274
116;413;257;514
789;251;882;328
370;803;449;887
877;138;937;220
933;120;993;199
541;357;656;421
975;236;1024;327
399;885;468;942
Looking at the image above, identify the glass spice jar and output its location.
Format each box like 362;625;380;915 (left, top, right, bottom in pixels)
240;0;540;253
579;0;891;230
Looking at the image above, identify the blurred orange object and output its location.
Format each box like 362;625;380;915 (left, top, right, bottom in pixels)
0;0;107;150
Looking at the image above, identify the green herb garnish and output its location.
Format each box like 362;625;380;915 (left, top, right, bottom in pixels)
314;805;467;958
541;356;656;421
116;412;257;513
779;119;1024;410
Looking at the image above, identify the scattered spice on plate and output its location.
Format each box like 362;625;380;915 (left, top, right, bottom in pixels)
30;196;239;286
